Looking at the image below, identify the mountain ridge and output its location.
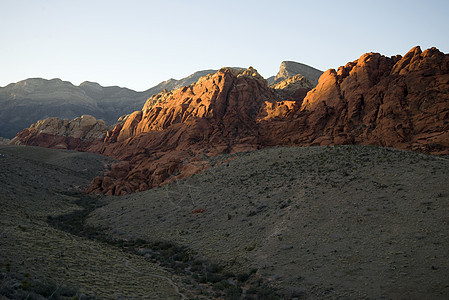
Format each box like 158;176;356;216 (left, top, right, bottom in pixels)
0;61;321;139
0;70;219;138
11;46;449;195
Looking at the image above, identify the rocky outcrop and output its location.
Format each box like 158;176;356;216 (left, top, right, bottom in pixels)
271;74;314;91
86;67;300;195
269;61;323;85
12;47;449;195
294;46;449;153
270;74;315;100
91;47;448;195
10;115;108;149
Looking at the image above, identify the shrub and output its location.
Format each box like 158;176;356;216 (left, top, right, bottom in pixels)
237;272;249;283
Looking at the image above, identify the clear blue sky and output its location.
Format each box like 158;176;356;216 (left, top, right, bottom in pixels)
1;0;448;91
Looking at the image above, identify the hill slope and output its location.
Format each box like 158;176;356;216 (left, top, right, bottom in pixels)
3;144;447;298
87;145;449;299
0;145;184;298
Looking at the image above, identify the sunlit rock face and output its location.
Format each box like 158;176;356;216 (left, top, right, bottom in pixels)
87;67;308;195
12;47;449;195
10;115;108;149
297;46;449;152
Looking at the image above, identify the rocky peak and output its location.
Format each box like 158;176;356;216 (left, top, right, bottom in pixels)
298;46;449;153
227;66;266;81
106;66;279;143
273;61;323;85
79;81;102;88
301;51;401;111
78;81;104;99
391;46;448;75
4;78;66;95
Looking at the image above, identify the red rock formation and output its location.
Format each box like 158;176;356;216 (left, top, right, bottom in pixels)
10;115;107;149
87;67;302;195
11;47;449;195
290;46;449;152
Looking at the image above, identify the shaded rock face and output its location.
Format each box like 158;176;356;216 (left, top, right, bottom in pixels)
270;74;315;100
0;78;142;139
10;115;108;149
12;47;449;195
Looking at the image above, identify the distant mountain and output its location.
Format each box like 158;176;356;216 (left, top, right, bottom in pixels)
147;70;217;94
0;70;217;138
267;61;323;85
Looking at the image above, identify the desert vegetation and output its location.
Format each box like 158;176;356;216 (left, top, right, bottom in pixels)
88;145;449;299
1;144;449;298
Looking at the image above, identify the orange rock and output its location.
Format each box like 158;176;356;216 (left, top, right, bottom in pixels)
11;50;449;195
295;46;449;152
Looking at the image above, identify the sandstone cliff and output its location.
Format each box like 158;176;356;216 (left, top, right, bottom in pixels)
295;46;449;153
87;67;304;195
11;47;449;195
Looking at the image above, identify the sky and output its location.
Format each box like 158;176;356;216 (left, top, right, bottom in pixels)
1;0;448;91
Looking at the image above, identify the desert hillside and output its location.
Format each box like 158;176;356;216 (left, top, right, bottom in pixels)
0;142;449;299
86;145;449;299
0;145;184;298
1;144;448;298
